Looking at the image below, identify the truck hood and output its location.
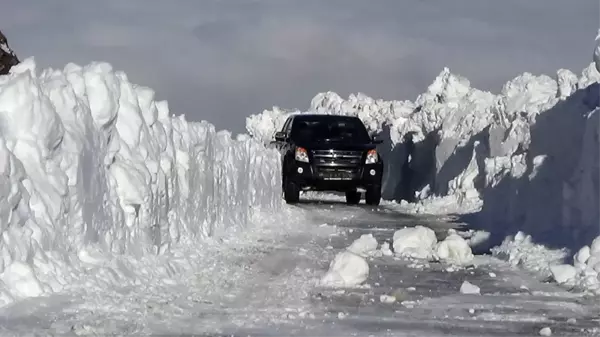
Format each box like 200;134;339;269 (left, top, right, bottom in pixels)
296;141;377;152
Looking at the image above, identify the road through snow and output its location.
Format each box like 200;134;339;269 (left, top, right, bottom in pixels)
0;195;598;337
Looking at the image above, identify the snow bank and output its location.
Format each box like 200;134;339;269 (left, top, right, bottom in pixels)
495;233;600;295
0;58;282;306
570;237;600;293
491;232;568;280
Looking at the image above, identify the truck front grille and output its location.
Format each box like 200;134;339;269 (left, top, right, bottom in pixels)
312;150;363;167
315;167;359;180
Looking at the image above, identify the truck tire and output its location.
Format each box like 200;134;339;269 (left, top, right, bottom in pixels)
345;191;361;205
283;177;300;204
365;185;381;206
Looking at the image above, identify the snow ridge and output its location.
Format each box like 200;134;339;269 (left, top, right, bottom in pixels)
0;58;282;306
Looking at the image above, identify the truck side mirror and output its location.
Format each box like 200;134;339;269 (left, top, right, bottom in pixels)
274;131;286;142
372;135;383;144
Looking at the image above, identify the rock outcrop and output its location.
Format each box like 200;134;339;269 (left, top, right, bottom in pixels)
0;30;19;75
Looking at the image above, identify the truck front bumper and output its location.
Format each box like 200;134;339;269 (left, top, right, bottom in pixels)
286;160;383;192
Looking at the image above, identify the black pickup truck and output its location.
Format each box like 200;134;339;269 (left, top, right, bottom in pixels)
271;114;384;205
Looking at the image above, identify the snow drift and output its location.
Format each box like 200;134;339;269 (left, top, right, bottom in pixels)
247;60;600;292
0;58;282;305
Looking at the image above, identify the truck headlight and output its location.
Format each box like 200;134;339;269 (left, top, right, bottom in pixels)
295;147;309;163
365;149;378;164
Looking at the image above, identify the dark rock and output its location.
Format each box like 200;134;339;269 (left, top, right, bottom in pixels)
0;30;20;75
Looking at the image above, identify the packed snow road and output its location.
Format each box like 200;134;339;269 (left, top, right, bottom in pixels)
290;196;600;337
0;195;598;337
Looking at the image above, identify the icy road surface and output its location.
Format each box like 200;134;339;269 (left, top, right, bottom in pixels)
0;195;598;337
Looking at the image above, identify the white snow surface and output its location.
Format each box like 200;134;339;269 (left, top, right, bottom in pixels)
0;58;282;306
246;59;600;293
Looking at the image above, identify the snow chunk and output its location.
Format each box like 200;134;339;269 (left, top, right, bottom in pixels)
392;226;438;260
379;294;396;303
549;264;577;286
435;233;474;265
457;229;491;249
0;262;44;299
460;280;480;295
574;247;591;267
320;251;369;288
590;236;600;256
539;327;552;336
346;233;379;258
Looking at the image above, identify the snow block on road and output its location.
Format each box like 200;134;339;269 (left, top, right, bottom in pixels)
0;58;282;306
320;250;369;288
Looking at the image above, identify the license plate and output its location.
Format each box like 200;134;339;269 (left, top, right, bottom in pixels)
320;171;353;180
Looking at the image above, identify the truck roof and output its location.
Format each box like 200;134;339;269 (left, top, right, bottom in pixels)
292;113;360;121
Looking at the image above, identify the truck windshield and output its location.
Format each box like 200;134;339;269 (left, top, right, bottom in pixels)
291;117;371;143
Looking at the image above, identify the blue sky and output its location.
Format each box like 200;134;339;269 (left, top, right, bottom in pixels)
1;0;598;134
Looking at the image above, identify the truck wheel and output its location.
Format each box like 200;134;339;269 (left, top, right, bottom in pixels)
345;191;361;205
365;186;381;206
283;177;300;204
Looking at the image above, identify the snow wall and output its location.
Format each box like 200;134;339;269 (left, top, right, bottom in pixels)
246;63;600;255
0;58;281;305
